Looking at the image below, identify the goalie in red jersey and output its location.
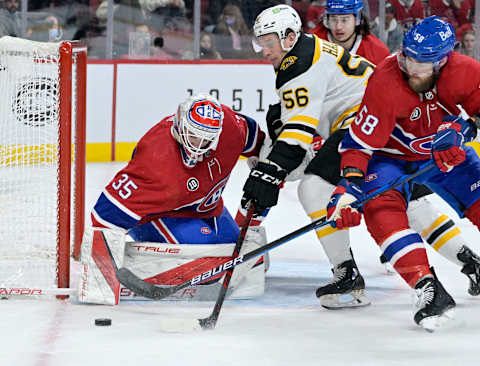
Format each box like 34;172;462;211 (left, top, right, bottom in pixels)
78;93;266;305
328;16;480;331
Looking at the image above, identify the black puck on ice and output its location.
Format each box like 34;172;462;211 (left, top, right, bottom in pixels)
95;318;112;326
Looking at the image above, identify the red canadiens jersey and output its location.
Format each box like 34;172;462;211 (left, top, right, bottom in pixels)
309;24;390;65
340;52;480;172
95;105;264;228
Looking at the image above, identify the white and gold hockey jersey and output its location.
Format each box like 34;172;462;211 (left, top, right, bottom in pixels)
276;33;374;151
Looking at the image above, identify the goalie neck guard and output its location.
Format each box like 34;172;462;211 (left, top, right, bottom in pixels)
173;94;224;168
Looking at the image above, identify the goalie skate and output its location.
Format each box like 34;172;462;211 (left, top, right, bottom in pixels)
457;246;480;296
316;260;371;309
414;268;456;333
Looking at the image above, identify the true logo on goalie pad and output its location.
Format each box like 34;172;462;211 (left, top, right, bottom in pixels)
190;256;244;285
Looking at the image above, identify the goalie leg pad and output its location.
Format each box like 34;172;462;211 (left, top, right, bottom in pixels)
78;228;126;305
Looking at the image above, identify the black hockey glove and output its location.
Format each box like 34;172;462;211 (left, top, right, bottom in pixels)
266;103;283;142
242;161;287;213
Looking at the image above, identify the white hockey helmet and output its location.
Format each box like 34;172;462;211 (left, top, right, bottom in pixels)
253;5;302;52
173;93;224;168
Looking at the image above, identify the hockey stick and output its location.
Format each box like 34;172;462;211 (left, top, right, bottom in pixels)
158;202;256;332
117;161;435;302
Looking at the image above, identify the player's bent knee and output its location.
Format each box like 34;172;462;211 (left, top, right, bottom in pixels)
77;228;126;305
364;190;409;244
298;174;335;213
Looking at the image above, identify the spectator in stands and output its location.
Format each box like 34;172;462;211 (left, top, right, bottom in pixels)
457;29;475;57
310;0;390;65
428;0;460;28
0;0;60;40
456;0;474;26
182;31;222;59
142;0;192;33
212;3;253;59
305;1;326;30
371;1;404;53
389;0;425;29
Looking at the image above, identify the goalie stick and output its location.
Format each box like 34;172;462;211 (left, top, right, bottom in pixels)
157;202;256;332
117;161;435;303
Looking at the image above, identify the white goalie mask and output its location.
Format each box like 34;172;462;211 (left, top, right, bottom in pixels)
252;4;302;52
173;94;224;168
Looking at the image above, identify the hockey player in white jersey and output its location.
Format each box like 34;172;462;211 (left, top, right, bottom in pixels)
240;4;480;309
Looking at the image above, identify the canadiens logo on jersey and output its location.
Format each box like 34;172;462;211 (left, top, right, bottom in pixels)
196;176;229;212
409;135;435;154
189;99;222;130
280;56;298;71
410;107;421;121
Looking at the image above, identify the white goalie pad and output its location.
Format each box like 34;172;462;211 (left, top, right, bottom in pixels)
120;227;267;301
77;228;126;305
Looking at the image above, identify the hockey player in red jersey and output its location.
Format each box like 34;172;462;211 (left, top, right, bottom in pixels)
78;94;266;305
311;0;480;281
310;0;390;66
328;16;480;330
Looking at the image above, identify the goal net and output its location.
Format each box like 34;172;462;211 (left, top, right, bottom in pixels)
0;36;86;296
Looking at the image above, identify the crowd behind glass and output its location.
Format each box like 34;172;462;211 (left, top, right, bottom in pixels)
0;0;477;60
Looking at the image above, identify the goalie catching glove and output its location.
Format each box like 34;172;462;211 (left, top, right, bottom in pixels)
326;170;364;229
431;116;477;173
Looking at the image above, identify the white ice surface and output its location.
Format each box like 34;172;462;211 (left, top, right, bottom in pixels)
2;160;480;366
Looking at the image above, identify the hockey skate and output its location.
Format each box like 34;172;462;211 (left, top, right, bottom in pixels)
414;268;456;332
457;246;480;296
316;259;371;309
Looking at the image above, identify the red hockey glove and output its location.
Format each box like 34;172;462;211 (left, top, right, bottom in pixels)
326;178;364;229
431;116;476;172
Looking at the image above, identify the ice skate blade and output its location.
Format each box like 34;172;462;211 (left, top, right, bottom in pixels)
419;308;456;333
320;290;371;309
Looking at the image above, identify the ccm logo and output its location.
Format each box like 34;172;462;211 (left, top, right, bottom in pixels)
251;170;282;185
191;256;244;285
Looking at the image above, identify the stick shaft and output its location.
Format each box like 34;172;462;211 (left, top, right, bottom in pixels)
118;162;434;300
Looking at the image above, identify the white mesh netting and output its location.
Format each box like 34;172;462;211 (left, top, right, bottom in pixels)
0;37;75;291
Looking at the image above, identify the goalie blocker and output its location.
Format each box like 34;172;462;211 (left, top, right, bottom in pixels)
78;227;267;304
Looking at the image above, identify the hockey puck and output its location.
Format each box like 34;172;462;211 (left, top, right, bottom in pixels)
95;318;112;326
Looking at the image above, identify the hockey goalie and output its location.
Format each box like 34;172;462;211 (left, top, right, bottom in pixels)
78;94;267;305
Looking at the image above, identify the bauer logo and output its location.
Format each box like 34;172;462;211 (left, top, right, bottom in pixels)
471;180;480;192
187;177;199;191
410;107;421;121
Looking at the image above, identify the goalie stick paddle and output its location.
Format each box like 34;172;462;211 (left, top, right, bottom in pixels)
117;161;435;301
157;202;256;332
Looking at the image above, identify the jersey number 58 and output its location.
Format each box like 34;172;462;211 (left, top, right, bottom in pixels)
355;105;379;135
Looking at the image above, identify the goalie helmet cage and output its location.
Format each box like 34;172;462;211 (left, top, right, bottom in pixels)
0;36;86;296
